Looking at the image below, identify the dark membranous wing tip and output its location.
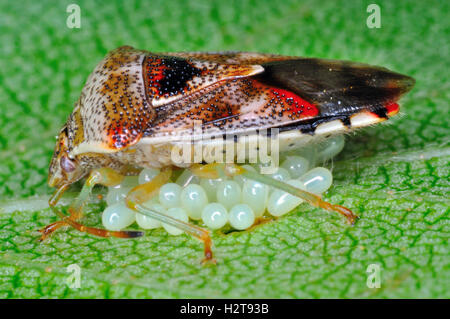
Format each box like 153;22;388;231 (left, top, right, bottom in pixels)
256;58;415;134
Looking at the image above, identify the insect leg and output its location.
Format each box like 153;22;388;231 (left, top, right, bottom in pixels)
40;168;144;240
125;168;214;263
39;183;70;239
190;163;358;225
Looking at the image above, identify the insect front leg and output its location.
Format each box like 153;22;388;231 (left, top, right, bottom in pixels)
125;168;215;263
190;163;358;225
40;168;144;240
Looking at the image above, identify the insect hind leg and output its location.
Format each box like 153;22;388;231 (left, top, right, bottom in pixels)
40;168;144;241
190;163;358;225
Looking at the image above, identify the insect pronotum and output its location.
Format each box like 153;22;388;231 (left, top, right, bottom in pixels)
43;46;415;262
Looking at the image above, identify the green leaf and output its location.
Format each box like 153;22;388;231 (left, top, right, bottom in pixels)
0;0;448;298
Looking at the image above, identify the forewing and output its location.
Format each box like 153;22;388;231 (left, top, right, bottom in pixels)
143;57;415;142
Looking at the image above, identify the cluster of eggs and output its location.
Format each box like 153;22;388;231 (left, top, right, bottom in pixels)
102;135;345;235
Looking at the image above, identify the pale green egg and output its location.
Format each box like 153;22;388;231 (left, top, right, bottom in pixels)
105;186;132;206
158;183;182;208
316;135;345;163
180;184;209;220
199;177;224;202
241;180;269;217
201;203;228;229
234;164;257;186
228;204;255;230
281;156;310;178
216;180;242;210
298;167;333;194
106;175;140;205
268;167;291;182
102;202;136;231
162;207;189;235
267;179;305;217
138;168;160;184
285;144;317;167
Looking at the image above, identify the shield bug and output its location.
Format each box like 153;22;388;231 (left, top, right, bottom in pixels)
42;46;415;261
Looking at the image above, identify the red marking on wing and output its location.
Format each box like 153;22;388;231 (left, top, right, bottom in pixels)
150;65;167;82
385;102;400;116
268;86;319;118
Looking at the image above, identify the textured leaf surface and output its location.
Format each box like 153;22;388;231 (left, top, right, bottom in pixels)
0;0;448;298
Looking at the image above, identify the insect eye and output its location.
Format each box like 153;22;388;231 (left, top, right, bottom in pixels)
60;156;76;173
